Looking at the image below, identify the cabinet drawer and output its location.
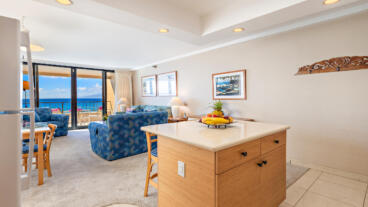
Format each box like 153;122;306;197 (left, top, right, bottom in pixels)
261;131;286;154
216;139;260;174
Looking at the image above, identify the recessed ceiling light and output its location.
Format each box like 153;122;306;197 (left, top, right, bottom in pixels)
21;44;45;52
233;27;244;32
56;0;73;6
30;44;45;52
159;28;169;33
323;0;339;5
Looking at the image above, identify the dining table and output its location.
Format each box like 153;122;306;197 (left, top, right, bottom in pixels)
21;125;51;185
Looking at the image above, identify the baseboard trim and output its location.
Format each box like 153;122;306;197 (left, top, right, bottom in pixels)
288;159;368;183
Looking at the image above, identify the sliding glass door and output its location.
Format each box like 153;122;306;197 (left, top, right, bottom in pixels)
38;65;72;127
22;63;114;129
76;69;103;127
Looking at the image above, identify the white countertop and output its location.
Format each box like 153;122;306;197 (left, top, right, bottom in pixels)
141;121;290;152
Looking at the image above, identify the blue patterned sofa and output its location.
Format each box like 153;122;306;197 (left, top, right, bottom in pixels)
88;111;168;161
128;105;172;116
23;108;69;137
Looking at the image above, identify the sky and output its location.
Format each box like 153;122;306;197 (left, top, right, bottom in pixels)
23;75;102;99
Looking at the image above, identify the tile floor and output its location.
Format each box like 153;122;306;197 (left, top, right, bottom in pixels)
280;169;368;207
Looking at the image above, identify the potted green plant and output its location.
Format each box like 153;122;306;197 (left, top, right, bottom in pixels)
103;115;109;124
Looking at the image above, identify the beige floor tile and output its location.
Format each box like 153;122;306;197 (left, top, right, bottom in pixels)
279;201;294;207
319;173;368;192
309;180;366;207
296;192;355;207
316;166;368;183
290;160;368;183
285;184;307;206
364;193;368;207
293;169;322;189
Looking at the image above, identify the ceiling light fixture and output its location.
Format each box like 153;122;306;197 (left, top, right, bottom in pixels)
233;27;244;33
21;44;45;52
323;0;339;5
56;0;73;6
159;28;169;33
30;44;45;52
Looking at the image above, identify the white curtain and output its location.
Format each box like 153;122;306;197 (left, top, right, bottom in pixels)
114;70;133;113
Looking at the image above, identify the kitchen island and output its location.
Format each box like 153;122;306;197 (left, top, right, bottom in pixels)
141;120;290;207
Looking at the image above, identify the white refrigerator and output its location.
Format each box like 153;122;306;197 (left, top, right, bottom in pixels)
0;16;35;207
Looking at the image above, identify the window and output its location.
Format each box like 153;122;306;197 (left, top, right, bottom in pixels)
76;69;103;127
22;63;114;129
38;65;72;127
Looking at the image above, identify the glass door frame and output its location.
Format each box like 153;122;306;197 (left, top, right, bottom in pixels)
23;62;115;130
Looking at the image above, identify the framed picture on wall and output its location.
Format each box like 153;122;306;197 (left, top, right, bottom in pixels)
212;70;246;100
141;75;157;97
157;71;177;96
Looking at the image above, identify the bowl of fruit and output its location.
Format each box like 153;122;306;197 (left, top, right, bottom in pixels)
199;101;234;128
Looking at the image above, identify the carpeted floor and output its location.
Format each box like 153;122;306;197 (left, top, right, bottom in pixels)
21;130;308;207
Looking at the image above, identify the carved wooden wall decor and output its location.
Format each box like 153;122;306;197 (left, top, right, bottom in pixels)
295;56;368;75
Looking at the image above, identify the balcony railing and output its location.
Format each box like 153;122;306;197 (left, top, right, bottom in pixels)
23;100;114;127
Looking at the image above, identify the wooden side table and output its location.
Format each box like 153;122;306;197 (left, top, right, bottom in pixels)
168;117;188;123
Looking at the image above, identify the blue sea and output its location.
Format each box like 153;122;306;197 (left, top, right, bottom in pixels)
22;98;103;112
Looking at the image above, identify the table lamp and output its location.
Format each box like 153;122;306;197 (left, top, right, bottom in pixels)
117;97;128;112
169;97;183;119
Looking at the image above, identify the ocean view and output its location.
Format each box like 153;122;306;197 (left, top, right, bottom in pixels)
23;98;103;112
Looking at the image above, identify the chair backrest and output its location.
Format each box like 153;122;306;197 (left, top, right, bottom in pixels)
145;132;157;157
45;124;57;152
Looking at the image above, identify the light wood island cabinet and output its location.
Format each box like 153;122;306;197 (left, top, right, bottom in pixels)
141;121;289;207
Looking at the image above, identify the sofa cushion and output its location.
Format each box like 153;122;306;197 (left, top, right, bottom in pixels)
48;120;60;127
143;105;158;112
23;114;41;122
143;105;172;116
131;105;144;113
156;106;172;116
36;108;52;122
131;105;144;112
35;113;41;122
151;147;157;157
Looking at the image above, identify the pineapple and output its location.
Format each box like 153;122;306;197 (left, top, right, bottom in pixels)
212;101;224;117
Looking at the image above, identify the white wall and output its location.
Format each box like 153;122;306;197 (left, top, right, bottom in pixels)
133;11;368;176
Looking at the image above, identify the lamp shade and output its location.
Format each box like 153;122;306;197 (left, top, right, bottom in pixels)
117;97;128;105
169;97;183;106
180;106;191;115
23;80;29;90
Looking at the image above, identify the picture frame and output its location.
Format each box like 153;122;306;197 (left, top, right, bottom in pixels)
212;69;246;100
157;71;177;97
141;75;157;97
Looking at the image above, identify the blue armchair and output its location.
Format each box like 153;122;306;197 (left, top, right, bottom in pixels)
88;111;168;161
24;108;69;137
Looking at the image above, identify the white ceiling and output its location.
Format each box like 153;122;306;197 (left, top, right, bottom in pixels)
161;0;232;15
0;0;367;70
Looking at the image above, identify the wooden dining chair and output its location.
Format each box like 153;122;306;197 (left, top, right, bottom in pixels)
22;124;57;177
144;132;158;197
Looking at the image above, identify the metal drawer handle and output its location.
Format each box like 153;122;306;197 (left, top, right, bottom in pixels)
274;140;279;144
257;162;263;167
241;152;248;157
